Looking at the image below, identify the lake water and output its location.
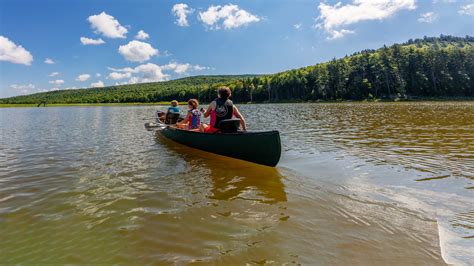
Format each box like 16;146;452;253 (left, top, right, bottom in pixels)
1;102;472;264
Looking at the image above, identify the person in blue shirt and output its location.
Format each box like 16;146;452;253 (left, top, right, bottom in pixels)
158;100;180;123
167;100;180;113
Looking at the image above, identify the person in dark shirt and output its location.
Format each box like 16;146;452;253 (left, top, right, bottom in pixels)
201;86;247;133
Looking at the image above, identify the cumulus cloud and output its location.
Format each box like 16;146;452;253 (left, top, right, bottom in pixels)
294;23;302;30
316;0;416;39
108;72;132;80
80;37;105;45
49;79;64;86
49;72;59;77
118;40;158;62
459;4;474;16
10;83;35;95
107;61;208;85
433;0;456;3
44;58;55;64
330;29;355;39
90;80;105;88
76;74;91;82
418;12;438;23
96;73;101;77
10;84;35;90
172;3;193;27
87;12;128;38
108;63;169;83
0;36;33;65
135;30;150;40
162;61;208;74
198;4;260;30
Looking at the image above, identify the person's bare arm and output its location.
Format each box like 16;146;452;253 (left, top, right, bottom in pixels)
233;106;247;131
180;112;190;124
203;101;215;118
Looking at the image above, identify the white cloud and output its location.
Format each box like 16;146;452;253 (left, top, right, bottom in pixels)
459;4;474;16
118;40;158;62
50;87;60;92
108;63;169;83
433;0;456;3
198;4;260;30
75;74;91;82
10;83;35;90
135;30;150;40
193;65;207;71
108;72;132;80
87;12;127;38
172;3;193;27
90;80;105;88
96;73;101;77
49;79;64;86
418;12;438;23
64;86;78;90
80;37;105;45
162;61;208;74
316;0;416;39
49;72;59;77
294;23;302;30
108;66;135;73
107;61;208;84
0;36;33;65
330;29;355;39
44;58;55;64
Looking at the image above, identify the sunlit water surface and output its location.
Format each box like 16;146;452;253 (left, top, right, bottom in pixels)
0;102;472;264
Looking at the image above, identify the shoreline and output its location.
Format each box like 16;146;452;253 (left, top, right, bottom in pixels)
0;102;187;108
1;98;474;108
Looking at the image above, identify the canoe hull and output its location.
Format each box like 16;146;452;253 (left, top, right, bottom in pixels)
159;127;281;167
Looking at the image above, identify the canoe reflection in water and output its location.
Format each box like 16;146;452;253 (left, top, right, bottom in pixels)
156;134;287;204
147;135;291;263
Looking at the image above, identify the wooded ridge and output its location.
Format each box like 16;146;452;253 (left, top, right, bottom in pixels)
1;35;472;104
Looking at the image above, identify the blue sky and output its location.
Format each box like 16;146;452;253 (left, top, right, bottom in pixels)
0;0;473;98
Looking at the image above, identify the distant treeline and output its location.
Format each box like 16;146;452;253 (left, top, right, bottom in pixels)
1;35;473;104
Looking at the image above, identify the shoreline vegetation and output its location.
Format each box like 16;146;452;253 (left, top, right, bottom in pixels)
1;35;473;106
0;102;189;108
1;97;473;108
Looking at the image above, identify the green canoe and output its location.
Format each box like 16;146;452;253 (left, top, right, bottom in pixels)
159;126;281;167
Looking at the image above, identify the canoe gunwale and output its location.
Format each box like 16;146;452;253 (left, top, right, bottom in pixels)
162;125;279;136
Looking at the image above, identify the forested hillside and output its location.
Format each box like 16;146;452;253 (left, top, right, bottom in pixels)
1;35;473;104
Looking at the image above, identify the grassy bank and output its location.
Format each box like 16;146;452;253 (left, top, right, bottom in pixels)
2;98;473;108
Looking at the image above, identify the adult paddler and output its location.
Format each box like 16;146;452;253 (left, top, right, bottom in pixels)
201;86;247;133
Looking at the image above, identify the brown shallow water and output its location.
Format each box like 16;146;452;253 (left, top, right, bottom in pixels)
0;102;472;264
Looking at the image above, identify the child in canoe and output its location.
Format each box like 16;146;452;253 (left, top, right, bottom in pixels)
158;100;180;122
177;99;201;131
